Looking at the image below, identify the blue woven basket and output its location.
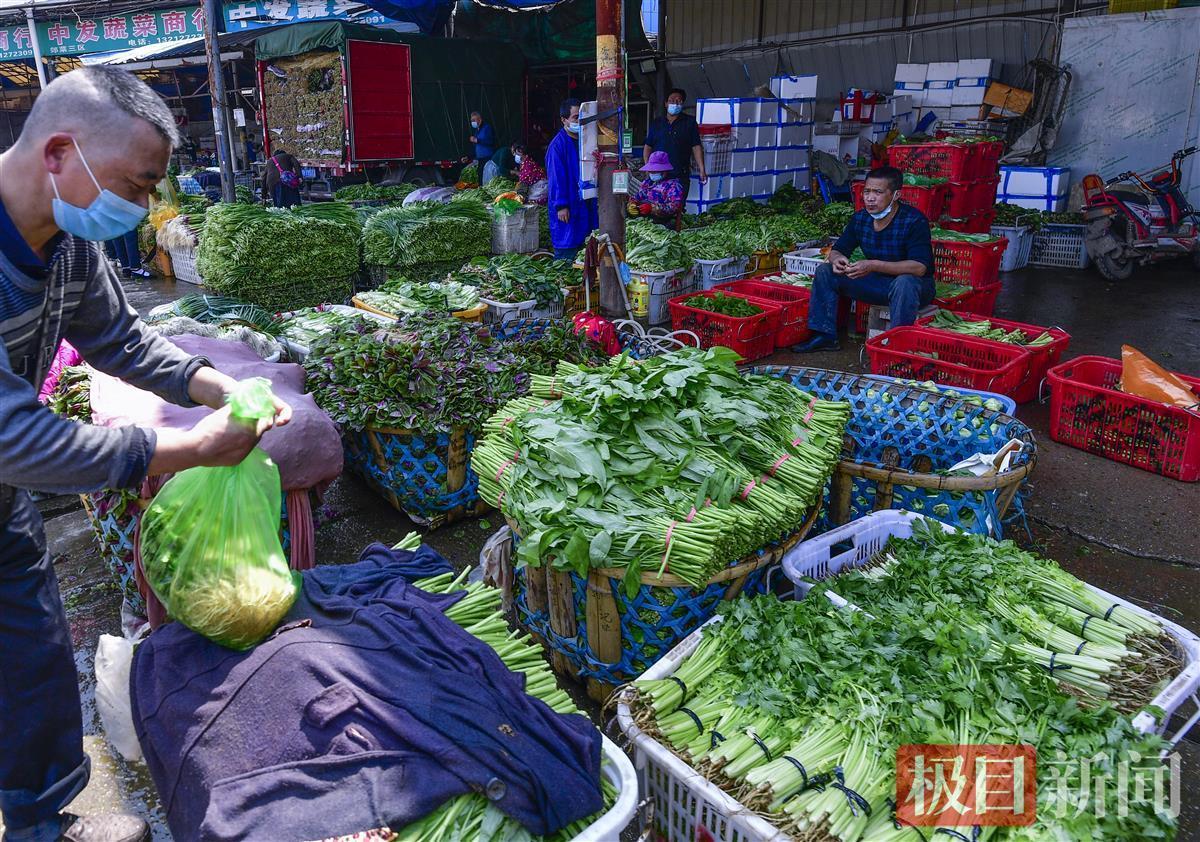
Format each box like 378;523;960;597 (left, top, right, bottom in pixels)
749;365;1036;537
508;506;819;697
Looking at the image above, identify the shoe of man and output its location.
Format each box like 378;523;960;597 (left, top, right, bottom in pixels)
129;268;151;278
790;333;841;353
60;814;150;842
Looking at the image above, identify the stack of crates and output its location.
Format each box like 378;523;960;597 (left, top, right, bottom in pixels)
690;79;816;214
888;141;1003;233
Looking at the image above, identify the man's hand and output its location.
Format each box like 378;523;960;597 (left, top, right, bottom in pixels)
845;259;875;279
188;367;293;426
469;135;477;144
698;169;708;185
148;404;279;475
557;207;570;223
830;254;852;274
460;156;470;164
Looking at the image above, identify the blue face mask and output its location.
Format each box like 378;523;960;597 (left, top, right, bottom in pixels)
868;201;895;221
565;121;580;134
471;121;480;130
649;172;664;182
51;139;148;241
667;103;683;116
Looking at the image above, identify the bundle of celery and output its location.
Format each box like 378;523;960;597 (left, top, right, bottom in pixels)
470;348;850;592
385;534;616;842
927;310;1055;346
628;523;1180;841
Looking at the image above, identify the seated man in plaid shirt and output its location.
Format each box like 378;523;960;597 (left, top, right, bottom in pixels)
794;166;934;352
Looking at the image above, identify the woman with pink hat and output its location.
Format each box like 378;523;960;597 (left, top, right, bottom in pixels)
630;150;684;223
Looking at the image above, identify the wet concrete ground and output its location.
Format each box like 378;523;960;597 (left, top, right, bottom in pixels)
21;259;1200;839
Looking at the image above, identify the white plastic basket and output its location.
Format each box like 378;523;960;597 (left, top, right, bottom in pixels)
531;288;568;319
991;224;1034;272
618;510;1200;842
1029;222;1089;269
694;256;750;290
481;296;538;324
782;510;1200;743
631;266;697;325
781;248;825;277
167;244;202;285
573;736;639;841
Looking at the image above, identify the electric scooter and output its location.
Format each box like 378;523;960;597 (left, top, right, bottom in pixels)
1081;146;1200;280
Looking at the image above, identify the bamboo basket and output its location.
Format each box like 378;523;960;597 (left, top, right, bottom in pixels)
505;505;820;702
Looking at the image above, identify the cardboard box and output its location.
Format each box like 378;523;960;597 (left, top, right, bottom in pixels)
952;58;994;105
983;82;1034;116
769;74;818;100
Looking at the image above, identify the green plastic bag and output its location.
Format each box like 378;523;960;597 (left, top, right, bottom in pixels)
141;378;298;650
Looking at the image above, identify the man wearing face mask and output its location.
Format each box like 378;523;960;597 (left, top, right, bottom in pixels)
464;110;497;177
545;99;597;261
643;88;706;202
0;67;290;842
792;166;934;353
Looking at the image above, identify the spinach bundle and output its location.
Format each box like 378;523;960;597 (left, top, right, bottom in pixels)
303;313;605;432
357;280;481;315
680;221;750;261
196;204;359;310
471;348;850;590
455;253;578;307
681;292;761;317
362;202;491;268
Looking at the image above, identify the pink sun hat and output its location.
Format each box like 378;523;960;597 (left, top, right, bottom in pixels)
641;151;674;172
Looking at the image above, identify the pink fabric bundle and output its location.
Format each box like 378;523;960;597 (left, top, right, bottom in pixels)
37;340;83;403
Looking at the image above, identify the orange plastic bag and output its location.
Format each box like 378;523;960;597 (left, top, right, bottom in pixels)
1119;345;1199;408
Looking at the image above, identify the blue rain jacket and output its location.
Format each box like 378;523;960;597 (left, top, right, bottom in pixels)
545;128;597;250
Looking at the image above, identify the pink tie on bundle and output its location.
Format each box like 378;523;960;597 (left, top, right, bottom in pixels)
572;311;621;356
37;340;83;403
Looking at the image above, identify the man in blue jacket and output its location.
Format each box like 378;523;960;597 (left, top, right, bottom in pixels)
467;110;497;176
0;66;288;842
545;99;597;261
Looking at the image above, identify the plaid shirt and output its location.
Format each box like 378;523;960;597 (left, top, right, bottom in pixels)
833;203;934;278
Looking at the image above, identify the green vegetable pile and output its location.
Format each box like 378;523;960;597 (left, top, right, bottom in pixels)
816;202;854;237
992;202;1041;231
680;292;762;318
196;204;359;310
680;221;752;261
933;280;971;300
334;183;418;203
459;162;480;185
755;272;812;288
277;307;374;347
471;348;850;590
303;312;606;432
482;176;518;199
929;226;1002;243
1040;209;1085;225
152;293;281;334
902;172;946;186
46;365;92;422
893;379;1008;413
363;202;491;269
624;218;691;272
234;185;256;204
396;549;618;841
628;522;1181;840
356;280;481;316
290;201;361;235
455;254;579;307
928;311;1054;346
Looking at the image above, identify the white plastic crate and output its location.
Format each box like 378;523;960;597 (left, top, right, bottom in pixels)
632;266;697;325
481;296;538;324
781;511;1200;743
695;256;749;290
1030;222;1089;269
167;244;202;286
991;224;1035;272
781;248;825;276
572;736;639;841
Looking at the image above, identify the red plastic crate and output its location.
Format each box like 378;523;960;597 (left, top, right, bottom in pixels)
866;326;1033;398
974;140;1004;179
943;178;999;218
711;279;812;347
939;209;997;235
916;312;1071;404
852;181;946;221
668;291;782;363
932;236;1007;288
937;282;1002;317
1047;356;1200;481
888;142;975;181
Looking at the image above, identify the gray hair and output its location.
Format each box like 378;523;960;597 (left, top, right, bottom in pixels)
20;66;180;149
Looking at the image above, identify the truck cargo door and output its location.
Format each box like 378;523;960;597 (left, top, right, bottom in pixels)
345;39;414;162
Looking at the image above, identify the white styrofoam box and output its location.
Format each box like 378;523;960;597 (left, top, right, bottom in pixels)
770;74;818;100
953;58;993;105
949;105;982;120
774;147;808;171
888;94;913;118
923;87;954;107
896;87;927;107
753;148;779;172
926;61;958;85
893;62;927;91
578;100;598;200
776;121;813;149
729;148;757;173
998;165;1070;212
752;172;775;196
727;172;757;199
894;110;916;135
771;98;814;124
697;98;759;127
688;173;729;202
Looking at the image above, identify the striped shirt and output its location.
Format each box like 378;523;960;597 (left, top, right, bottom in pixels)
1;199;208;514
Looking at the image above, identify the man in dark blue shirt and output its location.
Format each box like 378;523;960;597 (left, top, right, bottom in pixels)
643;88;707;201
793;166;935;352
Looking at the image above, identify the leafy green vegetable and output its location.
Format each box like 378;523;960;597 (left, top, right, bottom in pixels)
927;311;1054;346
681;292;761;317
362;202;491;268
333;183;418;202
358;280;481;315
459;162;480;184
929;226;1002;243
482;176;518;199
624;218;691;271
454;254;579;307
